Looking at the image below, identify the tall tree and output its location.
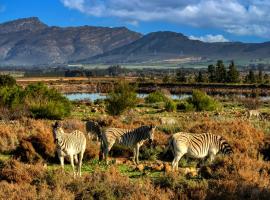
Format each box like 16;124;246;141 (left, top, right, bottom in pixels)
176;69;187;82
216;60;226;83
257;70;263;83
195;71;204;83
245;70;256;83
227;61;239;83
207;64;216;82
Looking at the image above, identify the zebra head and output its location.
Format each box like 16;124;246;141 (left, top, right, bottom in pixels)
148;125;156;144
52;121;62;141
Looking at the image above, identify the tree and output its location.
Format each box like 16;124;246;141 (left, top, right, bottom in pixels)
176;69;186;82
107;65;124;76
195;71;204;83
0;75;16;87
264;73;269;84
162;75;170;83
257;70;263;83
215;60;226;83
207;64;216;82
245;70;256;83
227;61;239;83
106;81;138;116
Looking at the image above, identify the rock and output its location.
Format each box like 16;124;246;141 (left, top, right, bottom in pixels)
136;164;145;172
164;163;172;173
159;117;176;125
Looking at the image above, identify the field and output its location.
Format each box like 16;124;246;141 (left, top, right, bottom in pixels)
1;80;270;200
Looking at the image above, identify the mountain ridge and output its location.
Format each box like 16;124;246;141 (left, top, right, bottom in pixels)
1;17;270;66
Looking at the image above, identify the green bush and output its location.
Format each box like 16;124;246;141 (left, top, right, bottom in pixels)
24;83;71;119
177;100;195;112
0;86;25;109
187;90;220;111
0;75;16;87
145;91;169;103
106;81;138;116
165;100;177;112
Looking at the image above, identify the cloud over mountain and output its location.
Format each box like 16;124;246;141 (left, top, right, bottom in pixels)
60;0;270;38
189;34;229;43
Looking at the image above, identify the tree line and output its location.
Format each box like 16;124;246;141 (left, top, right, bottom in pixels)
169;60;269;84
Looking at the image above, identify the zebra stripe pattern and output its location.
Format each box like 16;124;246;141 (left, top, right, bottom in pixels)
169;132;232;171
102;125;156;164
85;121;103;141
52;122;87;177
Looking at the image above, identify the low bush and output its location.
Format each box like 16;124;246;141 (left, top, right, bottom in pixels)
106;81;138;116
164;100;177;112
177;100;195;112
25;83;71;119
187;90;221;111
145;91;169;104
0;75;16;87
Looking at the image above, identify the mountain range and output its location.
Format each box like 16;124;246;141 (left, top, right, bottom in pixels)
1;17;270;66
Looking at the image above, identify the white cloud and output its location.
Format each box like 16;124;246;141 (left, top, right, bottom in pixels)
189;34;229;43
60;0;270;38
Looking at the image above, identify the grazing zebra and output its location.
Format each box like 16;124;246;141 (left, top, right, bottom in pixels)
247;109;261;119
168;132;233;171
52;122;87;177
85;120;104;160
101;125;156;164
85;121;103;141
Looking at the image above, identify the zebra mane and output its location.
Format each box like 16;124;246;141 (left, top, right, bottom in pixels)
86;121;103;139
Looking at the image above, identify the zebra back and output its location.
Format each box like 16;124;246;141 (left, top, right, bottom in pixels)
104;125;155;147
171;132;232;156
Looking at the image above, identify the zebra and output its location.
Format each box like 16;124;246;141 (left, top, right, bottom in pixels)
101;125;156;164
52;122;87;177
85;120;104;160
247;109;261;120
85;121;103;141
168;132;233;171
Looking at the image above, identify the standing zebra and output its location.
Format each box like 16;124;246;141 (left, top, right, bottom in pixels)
52;122;86;177
168;132;233;171
101;125;156;164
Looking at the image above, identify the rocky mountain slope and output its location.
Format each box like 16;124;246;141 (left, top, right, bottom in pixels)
0;17;142;66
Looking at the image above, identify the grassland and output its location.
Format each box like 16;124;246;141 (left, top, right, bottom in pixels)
1;87;270;199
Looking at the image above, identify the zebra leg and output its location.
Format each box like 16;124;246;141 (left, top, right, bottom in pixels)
69;154;76;177
74;154;78;165
59;156;64;170
105;143;114;165
133;148;136;164
78;151;84;177
135;144;140;165
172;153;183;171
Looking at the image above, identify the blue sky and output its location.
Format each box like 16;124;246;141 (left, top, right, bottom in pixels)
0;0;270;43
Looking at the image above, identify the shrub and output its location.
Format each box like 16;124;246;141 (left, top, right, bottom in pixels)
145;91;169;103
106;81;138;116
187;90;220;111
0;86;25;109
177;100;195;112
164;100;177;112
0;75;16;87
25;83;71;119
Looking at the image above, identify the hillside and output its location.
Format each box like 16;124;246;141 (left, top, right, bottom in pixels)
0;17;142;66
85;31;270;64
1;17;270;66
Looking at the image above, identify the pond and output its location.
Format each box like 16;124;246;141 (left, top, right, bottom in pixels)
65;93;191;101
